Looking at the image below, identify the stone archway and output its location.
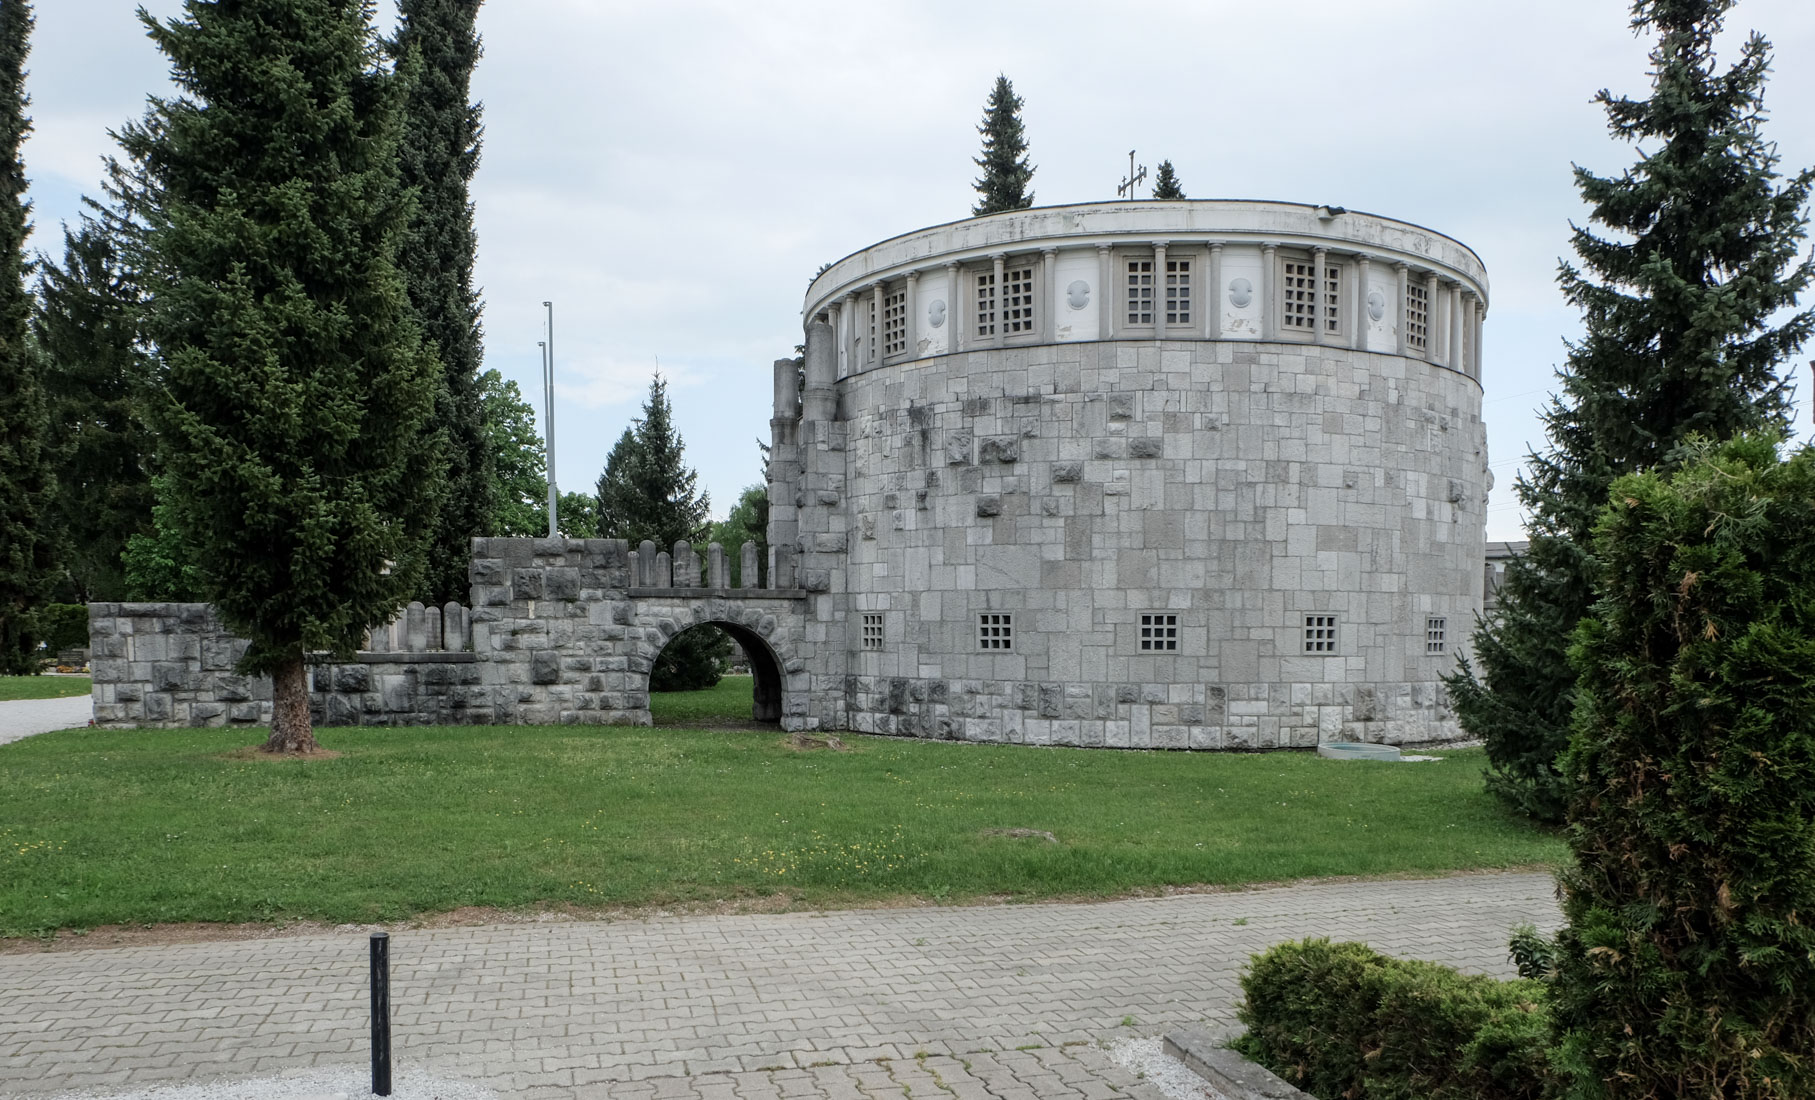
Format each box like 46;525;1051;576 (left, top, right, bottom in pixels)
629;597;805;725
647;619;785;723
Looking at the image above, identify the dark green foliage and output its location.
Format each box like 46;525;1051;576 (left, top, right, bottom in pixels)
1549;435;1815;1100
33;217;154;602
1450;0;1812;822
31;603;88;654
1235;938;1550;1100
391;0;491;607
970;74;1034;216
594;374;725;690
115;1;442;686
0;0;48;675
1151;159;1184;199
556;490;597;538
1506;923;1559;983
121;475;205;601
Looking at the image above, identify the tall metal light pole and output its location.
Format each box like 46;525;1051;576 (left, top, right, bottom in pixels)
542;302;557;538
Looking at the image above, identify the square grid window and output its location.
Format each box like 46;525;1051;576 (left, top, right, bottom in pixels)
1426;617;1447;655
1139;613;1179;652
1405;281;1429;350
974;271;997;338
1282;260;1316;329
1165;259;1191;325
862;613;884;651
1322;264;1342;334
882;290;907;358
978;613;1013;651
1126;259;1154;325
1005;265;1036;334
1303;614;1338;654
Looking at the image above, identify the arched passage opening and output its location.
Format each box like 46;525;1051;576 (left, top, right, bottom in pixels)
648;620;785;724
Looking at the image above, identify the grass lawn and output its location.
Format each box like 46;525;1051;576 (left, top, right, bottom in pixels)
0;675;91;702
650;674;760;725
0;674;1561;936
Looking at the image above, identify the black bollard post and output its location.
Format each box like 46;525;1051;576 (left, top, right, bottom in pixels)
370;931;391;1096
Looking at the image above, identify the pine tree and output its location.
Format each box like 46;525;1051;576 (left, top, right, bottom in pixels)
115;0;443;753
1551;435;1815;1098
34;216;154;602
1152;159;1184;199
595;374;727;690
391;0;492;607
1448;0;1813;821
0;0;49;675
971;74;1034;216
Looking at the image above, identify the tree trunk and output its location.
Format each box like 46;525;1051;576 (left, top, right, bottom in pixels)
260;651;319;754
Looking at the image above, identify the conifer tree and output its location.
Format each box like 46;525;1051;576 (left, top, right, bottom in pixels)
1152;159;1185;199
391;0;492;607
595;374;727;689
34;217;154;602
1551;435;1815;1098
971;74;1034;216
1448;0;1812;821
116;0;443;753
0;0;48;675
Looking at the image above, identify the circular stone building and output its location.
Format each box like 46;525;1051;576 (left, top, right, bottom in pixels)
765;199;1489;749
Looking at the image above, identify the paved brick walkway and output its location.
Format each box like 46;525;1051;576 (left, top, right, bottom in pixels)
2;872;1561;1099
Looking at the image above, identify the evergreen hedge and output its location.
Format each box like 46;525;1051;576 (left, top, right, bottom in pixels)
1550;435;1815;1099
1235;938;1549;1100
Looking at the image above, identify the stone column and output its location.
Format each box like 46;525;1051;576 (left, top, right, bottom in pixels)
990;253;1006;347
794;321;850;730
1395;263;1411;356
1039;249;1057;342
767;355;802;591
826;300;843;378
943;261;961;354
869;283;884;368
803;319;837;426
1353;254;1371;351
841;292;859;375
1449;282;1464;370
1312;247;1328;345
1472;298;1486;379
1425;273;1443;362
1262;244;1279;340
1152;241;1168;338
1096;245;1113;339
1207;242;1223;340
904;270;920;359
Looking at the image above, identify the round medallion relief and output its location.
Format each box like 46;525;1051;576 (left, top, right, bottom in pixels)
1066;280;1091;309
927;299;947;328
1228;278;1254;309
1367;290;1387;322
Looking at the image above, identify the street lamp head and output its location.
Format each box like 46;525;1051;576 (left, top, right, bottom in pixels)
542;300;552;307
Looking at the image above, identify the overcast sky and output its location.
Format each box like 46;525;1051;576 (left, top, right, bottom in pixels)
26;0;1815;540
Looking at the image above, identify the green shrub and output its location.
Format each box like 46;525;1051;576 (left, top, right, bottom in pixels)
1235;938;1550;1100
1549;436;1815;1099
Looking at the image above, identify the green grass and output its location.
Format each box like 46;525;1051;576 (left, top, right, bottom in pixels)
0;675;91;702
0;714;1561;936
650;675;757;724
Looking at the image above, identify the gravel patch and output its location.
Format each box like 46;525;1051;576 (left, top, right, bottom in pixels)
25;1066;500;1100
1109;1037;1229;1100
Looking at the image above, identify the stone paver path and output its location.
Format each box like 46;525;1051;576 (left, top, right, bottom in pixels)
0;694;92;747
2;872;1561;1099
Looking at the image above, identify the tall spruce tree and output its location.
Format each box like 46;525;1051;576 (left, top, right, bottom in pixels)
1151;159;1185;199
391;0;491;607
0;0;48;674
595;374;727;690
1551;435;1815;1099
1448;0;1813;821
971;74;1034;216
116;0;443;753
34;216;154;602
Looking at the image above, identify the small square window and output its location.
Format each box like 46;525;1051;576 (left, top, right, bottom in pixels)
1126;259;1154;326
978;613;1013;651
1139;613;1179;652
974;271;997;338
1322;263;1342;334
1282;260;1315;329
882;290;907;358
1165;258;1191;325
1426;617;1447;655
862;613;884;651
1005;265;1036;334
1406;281;1429;351
1303;615;1338;654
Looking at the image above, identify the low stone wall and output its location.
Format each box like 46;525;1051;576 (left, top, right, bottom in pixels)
88;603;484;730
